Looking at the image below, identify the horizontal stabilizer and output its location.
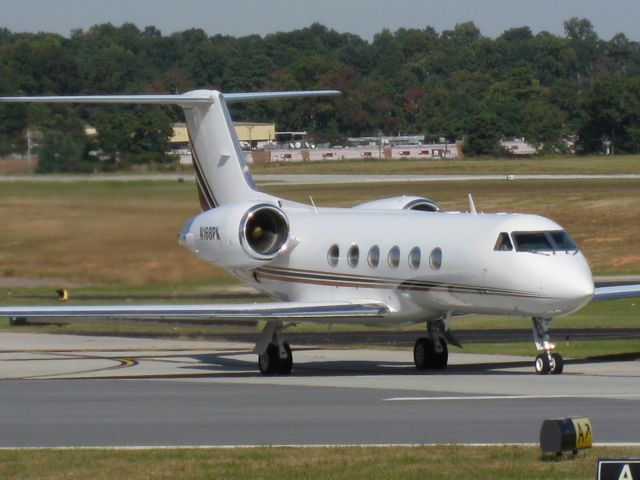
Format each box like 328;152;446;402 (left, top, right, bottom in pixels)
0;92;213;106
0;89;341;106
225;90;341;103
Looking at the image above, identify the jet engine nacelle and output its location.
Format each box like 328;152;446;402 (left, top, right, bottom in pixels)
179;202;290;268
352;196;441;212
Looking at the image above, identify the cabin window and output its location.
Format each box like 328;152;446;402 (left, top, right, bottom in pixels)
429;247;442;270
387;246;400;268
408;247;421;270
494;232;513;251
327;244;339;266
367;245;380;268
347;245;359;267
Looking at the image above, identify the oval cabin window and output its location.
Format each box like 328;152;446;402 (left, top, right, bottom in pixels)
367;245;380;268
408;247;421;270
347;245;359;267
327;244;339;267
429;247;442;270
388;246;400;269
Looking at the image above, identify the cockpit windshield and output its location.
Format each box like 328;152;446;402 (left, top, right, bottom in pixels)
510;230;578;253
548;231;578;251
513;232;553;252
494;232;513;251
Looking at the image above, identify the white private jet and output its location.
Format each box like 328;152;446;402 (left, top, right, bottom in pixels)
1;89;639;376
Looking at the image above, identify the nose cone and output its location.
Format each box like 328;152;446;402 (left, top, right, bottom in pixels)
550;253;594;314
566;268;595;300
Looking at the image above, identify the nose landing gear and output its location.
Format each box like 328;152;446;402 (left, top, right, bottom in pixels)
532;317;563;375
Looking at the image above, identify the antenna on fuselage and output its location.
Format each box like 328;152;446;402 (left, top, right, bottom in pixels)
467;194;477;215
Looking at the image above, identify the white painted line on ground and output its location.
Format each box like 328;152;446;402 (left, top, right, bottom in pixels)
1;442;639;450
383;394;640;401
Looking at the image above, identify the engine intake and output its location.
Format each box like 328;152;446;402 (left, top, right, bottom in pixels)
403;198;440;212
240;204;289;259
352;196;441;212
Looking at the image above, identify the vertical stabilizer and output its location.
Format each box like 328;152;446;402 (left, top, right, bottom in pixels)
183;90;264;209
184;89;340;209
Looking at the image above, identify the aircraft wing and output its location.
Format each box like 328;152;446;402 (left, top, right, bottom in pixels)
0;301;389;323
593;284;640;301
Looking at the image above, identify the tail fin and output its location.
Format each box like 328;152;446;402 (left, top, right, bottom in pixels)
0;89;340;209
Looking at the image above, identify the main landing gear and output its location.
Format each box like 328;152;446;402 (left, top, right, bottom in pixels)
414;320;453;370
256;320;293;375
532;317;563;375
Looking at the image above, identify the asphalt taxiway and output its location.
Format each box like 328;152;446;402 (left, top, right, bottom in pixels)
1;332;639;448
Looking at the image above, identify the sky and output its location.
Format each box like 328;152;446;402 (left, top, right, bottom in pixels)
0;0;638;42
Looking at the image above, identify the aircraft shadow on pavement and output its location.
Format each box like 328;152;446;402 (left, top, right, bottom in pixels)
564;352;640;364
179;351;536;378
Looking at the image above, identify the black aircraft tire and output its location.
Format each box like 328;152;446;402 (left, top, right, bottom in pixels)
278;343;293;375
432;339;449;370
414;337;434;370
550;353;564;375
258;343;280;375
535;353;550;375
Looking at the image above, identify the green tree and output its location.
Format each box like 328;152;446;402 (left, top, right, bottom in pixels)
37;130;84;173
93;106;173;164
563;17;599;88
578;76;640;153
4;19;640;165
464;112;501;156
0;105;27;155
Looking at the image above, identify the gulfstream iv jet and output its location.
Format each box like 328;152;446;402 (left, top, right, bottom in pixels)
1;90;639;375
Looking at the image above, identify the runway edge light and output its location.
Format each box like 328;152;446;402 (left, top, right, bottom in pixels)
539;416;593;457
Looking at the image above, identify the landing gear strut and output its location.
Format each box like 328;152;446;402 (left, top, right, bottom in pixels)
532;317;563;375
414;320;450;370
256;320;293;375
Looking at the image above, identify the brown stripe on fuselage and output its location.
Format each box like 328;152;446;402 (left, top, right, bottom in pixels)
187;131;217;210
255;266;544;298
196;181;211;211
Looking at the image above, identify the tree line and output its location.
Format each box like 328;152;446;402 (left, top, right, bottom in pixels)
1;18;639;171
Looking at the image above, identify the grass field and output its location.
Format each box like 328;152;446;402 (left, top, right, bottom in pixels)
0;177;639;286
0;445;636;480
251;154;640;175
5;154;640;177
